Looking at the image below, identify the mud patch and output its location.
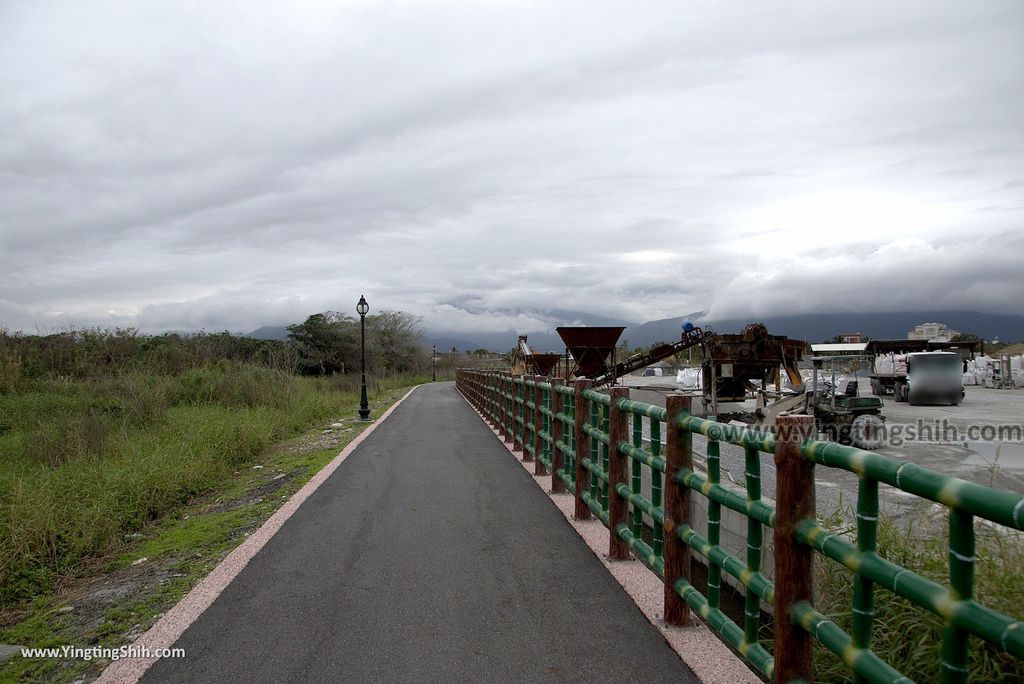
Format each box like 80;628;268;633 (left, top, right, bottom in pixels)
206;467;305;514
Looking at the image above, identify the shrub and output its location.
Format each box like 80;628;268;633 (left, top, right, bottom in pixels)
21;413;110;468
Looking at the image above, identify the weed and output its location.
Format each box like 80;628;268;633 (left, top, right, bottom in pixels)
0;385;410;683
0;361;425;606
813;503;1024;682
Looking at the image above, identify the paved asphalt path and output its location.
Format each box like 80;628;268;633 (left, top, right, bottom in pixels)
143;382;697;683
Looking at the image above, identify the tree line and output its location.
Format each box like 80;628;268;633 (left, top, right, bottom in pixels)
0;309;436;392
286;310;427;376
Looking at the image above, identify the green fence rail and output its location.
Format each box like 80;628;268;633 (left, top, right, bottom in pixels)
455;369;1024;683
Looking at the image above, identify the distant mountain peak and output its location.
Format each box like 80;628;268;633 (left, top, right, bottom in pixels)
244;325;290;340
244;309;1024;351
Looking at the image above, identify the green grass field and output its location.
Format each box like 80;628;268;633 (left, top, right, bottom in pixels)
0;352;422;682
0;362;424;606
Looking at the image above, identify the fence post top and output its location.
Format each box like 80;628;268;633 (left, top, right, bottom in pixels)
776;413;815;430
574;377;592;389
666;393;692;411
774;413;816;464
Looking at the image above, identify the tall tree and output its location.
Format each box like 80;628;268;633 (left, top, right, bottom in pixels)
366;311;425;374
286;312;358;375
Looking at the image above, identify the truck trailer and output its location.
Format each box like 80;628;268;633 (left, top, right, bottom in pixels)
871;351;964;405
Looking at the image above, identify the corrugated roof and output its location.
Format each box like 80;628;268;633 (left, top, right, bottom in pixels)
810;343;869;353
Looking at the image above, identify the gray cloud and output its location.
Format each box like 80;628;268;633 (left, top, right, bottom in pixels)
1;1;1023;335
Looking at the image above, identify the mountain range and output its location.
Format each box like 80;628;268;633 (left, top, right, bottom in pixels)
627;310;1024;348
245;309;1024;352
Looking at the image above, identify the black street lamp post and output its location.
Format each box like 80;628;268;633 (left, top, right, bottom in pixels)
432;344;436;382
357;295;371;421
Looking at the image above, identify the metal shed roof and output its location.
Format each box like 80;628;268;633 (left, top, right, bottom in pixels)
809;343;869;353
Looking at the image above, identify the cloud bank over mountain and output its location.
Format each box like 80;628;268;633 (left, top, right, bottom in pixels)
2;1;1022;334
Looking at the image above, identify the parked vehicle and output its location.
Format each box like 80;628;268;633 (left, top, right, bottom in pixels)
872;351;964;405
808;357;885;449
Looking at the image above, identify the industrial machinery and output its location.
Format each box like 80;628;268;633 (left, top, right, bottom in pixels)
554;324;708;386
540;321;886;449
536;319;897;448
511;335;562;376
701;323;805;413
591;326;709;386
552;321;805;408
555;326;627;380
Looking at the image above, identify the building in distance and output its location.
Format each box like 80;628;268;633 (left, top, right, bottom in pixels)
907;322;960;342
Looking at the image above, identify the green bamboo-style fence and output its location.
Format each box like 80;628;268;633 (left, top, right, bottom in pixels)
455;369;1024;683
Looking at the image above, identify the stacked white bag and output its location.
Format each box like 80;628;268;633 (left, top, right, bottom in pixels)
967;354;1024;387
675;368;703;389
873;354;908;376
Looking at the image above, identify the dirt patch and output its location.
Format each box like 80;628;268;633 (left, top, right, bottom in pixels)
206;468;304;514
269;418;358;456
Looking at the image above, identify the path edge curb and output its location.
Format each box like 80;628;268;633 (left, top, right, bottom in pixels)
456;386;762;684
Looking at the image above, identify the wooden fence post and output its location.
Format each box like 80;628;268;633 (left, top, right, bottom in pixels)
773;413;817;683
481;374;489;421
484;373;492;424
503;373;512;443
544;374;552;475
509;373;517;446
489;373;497;426
550;378;566;493
663;394;692;626
499;372;507;441
574;379;593;520
534;376;548;476
497;373;506;439
516;375;526;454
607;385;631;561
523;375;537;463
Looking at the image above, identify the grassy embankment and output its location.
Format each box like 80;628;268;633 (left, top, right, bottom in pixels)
0;340;424;682
811;504;1024;682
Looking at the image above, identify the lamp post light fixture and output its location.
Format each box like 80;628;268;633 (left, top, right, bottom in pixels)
357;294;371;421
432;344;436;382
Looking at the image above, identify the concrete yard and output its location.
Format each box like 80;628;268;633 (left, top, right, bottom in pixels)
876;385;1024;493
620;378;1024;521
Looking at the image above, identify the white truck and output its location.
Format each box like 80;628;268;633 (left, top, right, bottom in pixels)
870;351;964;405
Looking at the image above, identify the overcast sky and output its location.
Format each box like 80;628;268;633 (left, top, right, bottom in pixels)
1;1;1022;335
